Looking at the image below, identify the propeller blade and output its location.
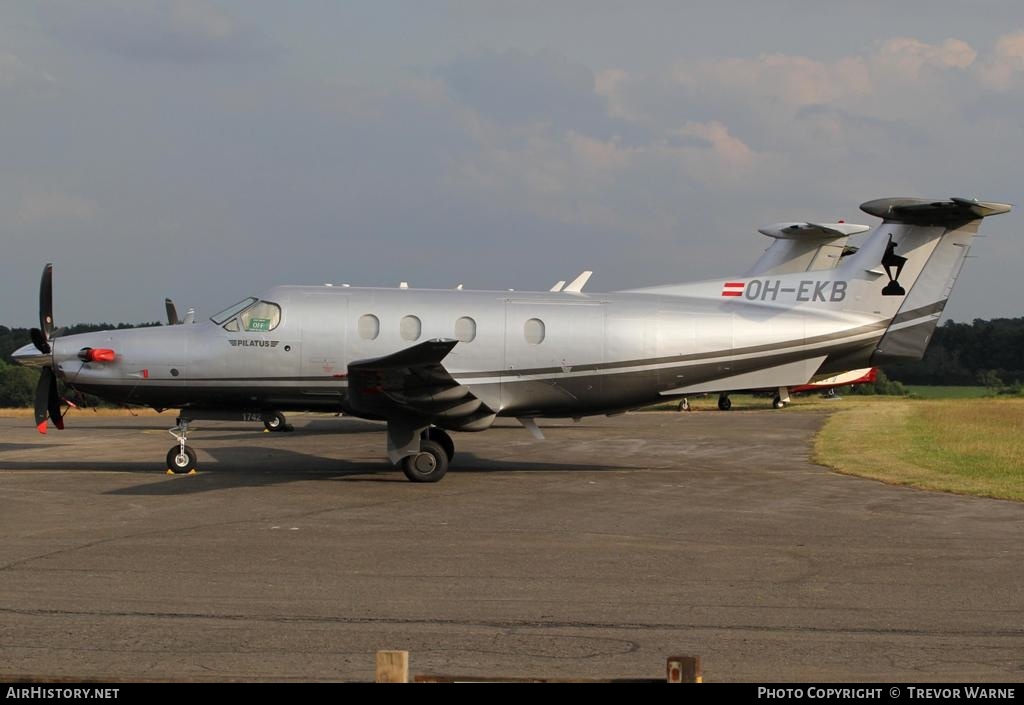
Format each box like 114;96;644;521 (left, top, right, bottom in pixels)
30;328;51;355
165;298;181;325
33;367;65;434
48;369;64;430
34;367;52;434
39;263;54;340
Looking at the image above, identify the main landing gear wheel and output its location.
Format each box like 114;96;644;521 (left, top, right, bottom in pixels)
423;427;455;462
263;412;289;432
772;395;785;409
166;445;197;474
401;439;449;483
718;395;732;411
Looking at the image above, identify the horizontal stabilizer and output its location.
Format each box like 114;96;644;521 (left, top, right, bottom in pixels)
860;197;1012;225
746;222;866;277
758;222;869;240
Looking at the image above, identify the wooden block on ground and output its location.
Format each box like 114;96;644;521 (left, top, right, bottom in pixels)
376;650;409;683
667;655;702;683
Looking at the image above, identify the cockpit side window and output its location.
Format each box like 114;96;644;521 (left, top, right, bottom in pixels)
239;301;282;332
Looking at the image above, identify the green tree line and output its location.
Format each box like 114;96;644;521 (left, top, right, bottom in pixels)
884;317;1024;390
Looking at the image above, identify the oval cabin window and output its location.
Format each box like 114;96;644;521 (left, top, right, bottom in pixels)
358;314;380;340
400;315;422;341
454;316;477;343
523;318;545;345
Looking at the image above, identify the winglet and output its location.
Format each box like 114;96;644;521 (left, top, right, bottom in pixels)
549;280;566;292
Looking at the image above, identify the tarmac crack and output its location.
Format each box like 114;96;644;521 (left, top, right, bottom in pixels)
2;605;1022;640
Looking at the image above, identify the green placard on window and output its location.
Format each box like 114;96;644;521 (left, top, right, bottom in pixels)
247;318;271;331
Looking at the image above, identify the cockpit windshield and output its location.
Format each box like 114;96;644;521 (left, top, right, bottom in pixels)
211;297;282;332
211;297;258;325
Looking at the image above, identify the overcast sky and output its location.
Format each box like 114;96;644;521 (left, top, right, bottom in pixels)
2;1;1021;328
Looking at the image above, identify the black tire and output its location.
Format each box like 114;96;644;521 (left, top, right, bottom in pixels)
263;412;286;432
718;395;732;411
772;396;785;409
677;398;690;412
166;445;197;474
423;427;455;462
400;439;449;483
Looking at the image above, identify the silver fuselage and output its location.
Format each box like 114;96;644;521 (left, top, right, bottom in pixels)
45;283;877;419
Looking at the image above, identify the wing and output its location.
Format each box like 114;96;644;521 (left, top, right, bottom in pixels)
346;339;495;432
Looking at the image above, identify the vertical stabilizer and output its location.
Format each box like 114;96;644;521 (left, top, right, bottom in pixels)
843;197;1011;364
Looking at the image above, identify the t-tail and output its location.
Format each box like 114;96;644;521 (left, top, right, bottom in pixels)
838;197;1012;364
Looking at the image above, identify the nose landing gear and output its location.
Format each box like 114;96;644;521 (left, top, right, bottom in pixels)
166;419;197;475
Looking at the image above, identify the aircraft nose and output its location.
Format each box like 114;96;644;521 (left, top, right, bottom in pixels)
10;342;52;369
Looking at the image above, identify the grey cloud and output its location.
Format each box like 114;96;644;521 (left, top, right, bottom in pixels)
438;48;646;144
793;104;930;148
42;0;278;65
442;48;602;123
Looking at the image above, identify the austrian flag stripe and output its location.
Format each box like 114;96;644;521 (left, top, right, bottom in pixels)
721;282;745;297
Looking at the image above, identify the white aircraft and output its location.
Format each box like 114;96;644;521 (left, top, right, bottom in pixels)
11;196;1010;482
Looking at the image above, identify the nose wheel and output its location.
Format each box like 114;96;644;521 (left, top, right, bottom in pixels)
166;419;198;475
166;445;197;474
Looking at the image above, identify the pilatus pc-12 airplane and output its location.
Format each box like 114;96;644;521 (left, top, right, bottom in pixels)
11;196;1011;482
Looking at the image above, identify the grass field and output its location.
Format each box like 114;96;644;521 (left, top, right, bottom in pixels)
905;385;994;399
814;397;1024;501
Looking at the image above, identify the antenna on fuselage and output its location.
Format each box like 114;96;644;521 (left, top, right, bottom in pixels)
563;271;593;293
